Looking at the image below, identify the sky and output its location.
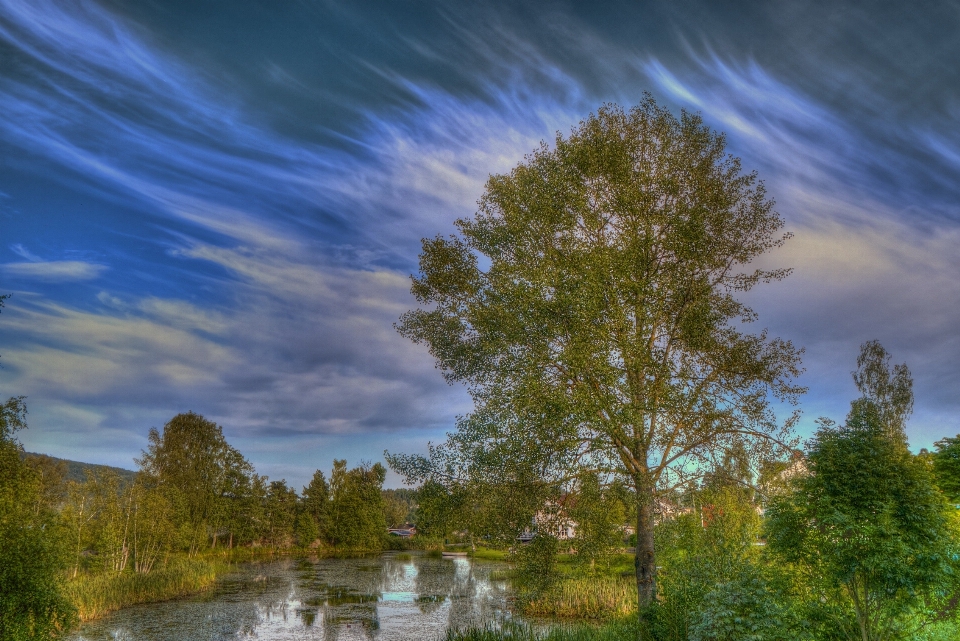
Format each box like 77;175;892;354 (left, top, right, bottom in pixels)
2;0;959;488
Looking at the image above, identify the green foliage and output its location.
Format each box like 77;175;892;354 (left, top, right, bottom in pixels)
383;487;417;527
444;618;641;640
569;474;628;573
851;339;913;443
294;512;321;547
329;460;388;549
64;556;224;622
263;479;298;548
513;534;561;598
521;577;636;619
688;564;799;641
0;396;77;640
392;96;804;609
932;435;960;504
651;486;767;641
766;393;958;640
411;479;459;538
136;412;254;555
301;469;331;538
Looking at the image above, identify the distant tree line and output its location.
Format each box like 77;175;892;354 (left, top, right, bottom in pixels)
54;411;399;574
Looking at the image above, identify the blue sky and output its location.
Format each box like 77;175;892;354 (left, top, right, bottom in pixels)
2;0;959;488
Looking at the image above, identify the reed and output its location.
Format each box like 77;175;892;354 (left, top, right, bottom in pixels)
443;618;639;640
65;557;228;622
521;577;635;619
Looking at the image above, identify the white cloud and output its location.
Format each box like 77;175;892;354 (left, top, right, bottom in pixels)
1;260;107;281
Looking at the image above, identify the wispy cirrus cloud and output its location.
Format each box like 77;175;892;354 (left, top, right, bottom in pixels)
2;0;959;482
1;260;107;281
643;53;960;445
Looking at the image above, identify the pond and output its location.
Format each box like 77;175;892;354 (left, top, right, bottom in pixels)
70;552;519;641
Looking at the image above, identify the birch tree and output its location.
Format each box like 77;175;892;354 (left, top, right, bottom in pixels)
392;98;804;610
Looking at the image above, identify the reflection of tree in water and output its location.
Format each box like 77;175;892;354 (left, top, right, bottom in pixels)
445;558;512;631
319;602;379;641
410;555;455;614
296;556;381;639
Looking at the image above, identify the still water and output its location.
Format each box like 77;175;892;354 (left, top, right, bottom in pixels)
71;553;518;641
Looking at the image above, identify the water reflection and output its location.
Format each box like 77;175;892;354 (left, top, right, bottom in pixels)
70;552;516;641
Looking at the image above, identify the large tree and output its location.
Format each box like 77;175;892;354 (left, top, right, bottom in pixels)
392;98;803;609
328;460;388;549
136;411;253;555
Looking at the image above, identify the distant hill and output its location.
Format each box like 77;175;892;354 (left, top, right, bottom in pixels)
22;452;138;484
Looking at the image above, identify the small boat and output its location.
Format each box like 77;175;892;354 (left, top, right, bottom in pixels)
441;551;469;557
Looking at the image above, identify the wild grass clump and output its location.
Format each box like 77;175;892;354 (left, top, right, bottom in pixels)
521;577;635;619
65;557;227;621
443;618;639;640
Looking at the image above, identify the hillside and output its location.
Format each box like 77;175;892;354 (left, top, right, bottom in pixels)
22;452;137;484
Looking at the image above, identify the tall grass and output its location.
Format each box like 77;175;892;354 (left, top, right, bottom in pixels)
522;577;635;619
444;618;640;640
65;557;227;621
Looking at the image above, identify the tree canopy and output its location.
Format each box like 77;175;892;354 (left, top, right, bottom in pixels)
766;343;957;641
136;411;253;555
391;96;804;608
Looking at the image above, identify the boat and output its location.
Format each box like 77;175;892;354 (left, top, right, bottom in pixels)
441;551;469;557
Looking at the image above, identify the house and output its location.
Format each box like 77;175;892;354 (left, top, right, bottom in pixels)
387;524;416;538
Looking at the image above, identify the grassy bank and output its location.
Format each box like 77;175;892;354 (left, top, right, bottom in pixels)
470;547;510;561
521;577;635;619
444;618;639;640
65;557;229;622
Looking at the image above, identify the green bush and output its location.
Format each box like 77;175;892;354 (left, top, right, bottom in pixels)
688;564;800;641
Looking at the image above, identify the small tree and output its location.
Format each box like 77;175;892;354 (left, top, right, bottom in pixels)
0;397;76;639
653;485;766;641
392;97;803;608
766;344;958;641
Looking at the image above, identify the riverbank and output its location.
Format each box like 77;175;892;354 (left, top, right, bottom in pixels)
65;557;228;622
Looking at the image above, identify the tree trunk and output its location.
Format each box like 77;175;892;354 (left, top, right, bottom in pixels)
635;488;657;610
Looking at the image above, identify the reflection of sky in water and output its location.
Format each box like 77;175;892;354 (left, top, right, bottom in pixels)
70;553;515;641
